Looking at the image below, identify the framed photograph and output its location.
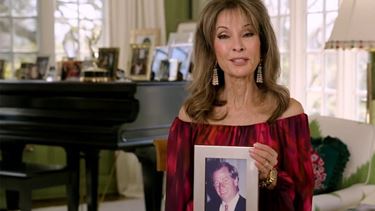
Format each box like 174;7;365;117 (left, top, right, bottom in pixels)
194;145;258;211
167;32;194;45
0;59;5;79
36;56;49;79
15;62;36;80
151;46;169;80
127;43;152;81
97;47;119;79
61;60;82;81
177;21;197;34
130;28;161;46
168;43;193;80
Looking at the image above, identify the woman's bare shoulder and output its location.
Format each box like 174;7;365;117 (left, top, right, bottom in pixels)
280;98;304;118
178;106;193;122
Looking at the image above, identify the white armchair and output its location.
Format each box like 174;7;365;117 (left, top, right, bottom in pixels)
309;115;375;211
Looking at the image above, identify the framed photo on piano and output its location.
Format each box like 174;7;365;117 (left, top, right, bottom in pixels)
127;43;152;81
168;44;193;80
151;46;169;81
194;145;258;211
0;59;5;79
36;56;49;79
60;60;82;81
97;47;119;79
130;28;161;47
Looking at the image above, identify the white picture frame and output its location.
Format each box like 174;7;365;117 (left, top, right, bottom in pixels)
194;145;258;211
168;43;193;80
167;32;194;45
151;46;169;80
177;21;197;34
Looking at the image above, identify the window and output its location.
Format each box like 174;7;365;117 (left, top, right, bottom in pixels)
0;0;38;78
304;0;368;121
264;0;291;86
267;0;368;121
55;0;104;61
305;0;340;116
0;0;105;78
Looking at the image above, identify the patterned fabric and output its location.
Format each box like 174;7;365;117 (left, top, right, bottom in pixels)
311;136;350;194
311;150;327;191
166;113;314;211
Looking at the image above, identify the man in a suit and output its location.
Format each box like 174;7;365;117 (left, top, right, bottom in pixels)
206;160;246;211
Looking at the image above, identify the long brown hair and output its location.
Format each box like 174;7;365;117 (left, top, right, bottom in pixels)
184;0;289;123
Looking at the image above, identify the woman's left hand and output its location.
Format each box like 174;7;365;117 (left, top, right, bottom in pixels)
249;142;278;180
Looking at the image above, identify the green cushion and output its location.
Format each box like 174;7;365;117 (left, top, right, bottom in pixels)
311;136;350;194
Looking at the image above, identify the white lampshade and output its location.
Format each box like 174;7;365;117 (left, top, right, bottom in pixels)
325;0;375;49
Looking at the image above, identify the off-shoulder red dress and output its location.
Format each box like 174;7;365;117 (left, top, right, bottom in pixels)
165;113;314;211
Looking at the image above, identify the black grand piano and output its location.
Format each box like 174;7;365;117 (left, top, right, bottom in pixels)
0;80;187;211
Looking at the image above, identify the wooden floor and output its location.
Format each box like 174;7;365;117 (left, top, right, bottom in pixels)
32;195;145;211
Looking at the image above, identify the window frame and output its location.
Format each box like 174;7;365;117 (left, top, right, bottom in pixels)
285;0;368;121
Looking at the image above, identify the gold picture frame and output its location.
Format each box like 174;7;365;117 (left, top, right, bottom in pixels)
130;28;161;46
127;43;152;81
0;59;5;79
97;47;119;79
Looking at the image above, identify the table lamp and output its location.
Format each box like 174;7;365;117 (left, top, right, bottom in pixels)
325;0;375;123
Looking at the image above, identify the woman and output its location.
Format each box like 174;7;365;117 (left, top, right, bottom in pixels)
166;0;314;210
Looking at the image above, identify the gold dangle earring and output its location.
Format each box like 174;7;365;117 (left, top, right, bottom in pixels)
256;62;263;83
212;62;219;86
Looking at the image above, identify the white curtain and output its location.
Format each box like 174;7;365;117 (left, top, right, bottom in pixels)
107;0;166;70
107;0;166;198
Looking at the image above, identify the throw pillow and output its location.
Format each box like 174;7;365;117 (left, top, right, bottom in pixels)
311;136;350;194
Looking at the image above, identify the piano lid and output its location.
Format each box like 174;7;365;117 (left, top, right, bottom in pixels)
118;81;188;147
0;80;139;125
0;80;188;149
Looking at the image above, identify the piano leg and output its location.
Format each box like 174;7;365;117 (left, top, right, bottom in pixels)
66;148;80;211
83;149;100;211
135;146;163;211
2;143;24;210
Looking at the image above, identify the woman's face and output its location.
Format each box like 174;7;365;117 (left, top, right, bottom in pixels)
213;8;261;79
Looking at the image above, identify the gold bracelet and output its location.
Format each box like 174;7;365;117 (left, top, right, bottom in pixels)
259;168;277;189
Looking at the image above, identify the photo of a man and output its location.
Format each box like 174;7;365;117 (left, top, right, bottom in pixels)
130;45;149;76
205;159;246;211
